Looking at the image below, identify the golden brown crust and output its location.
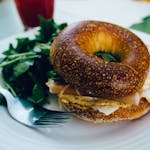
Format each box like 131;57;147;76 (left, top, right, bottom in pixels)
60;96;150;123
51;21;149;99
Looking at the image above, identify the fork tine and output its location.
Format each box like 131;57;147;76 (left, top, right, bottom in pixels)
44;112;72;117
36;119;67;124
33;123;62;128
38;113;72;121
42;112;72;118
35;113;71;128
38;118;69;123
32;110;72;128
35;118;63;124
40;114;72;119
35;106;71;115
34;120;67;127
39;115;71;124
36;111;71;124
39;116;70;121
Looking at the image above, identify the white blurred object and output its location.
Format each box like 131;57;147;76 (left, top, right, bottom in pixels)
54;0;150;27
0;0;23;39
0;0;150;40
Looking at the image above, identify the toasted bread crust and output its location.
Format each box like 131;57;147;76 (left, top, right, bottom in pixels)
60;97;150;123
50;21;149;99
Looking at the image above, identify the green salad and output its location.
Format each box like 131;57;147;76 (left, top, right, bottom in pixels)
0;17;67;104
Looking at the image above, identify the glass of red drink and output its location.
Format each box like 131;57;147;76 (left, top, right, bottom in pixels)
15;0;54;28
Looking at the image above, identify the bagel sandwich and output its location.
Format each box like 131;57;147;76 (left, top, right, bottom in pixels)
46;21;150;123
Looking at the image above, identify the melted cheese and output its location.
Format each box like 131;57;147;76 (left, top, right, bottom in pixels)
94;106;120;115
116;92;141;105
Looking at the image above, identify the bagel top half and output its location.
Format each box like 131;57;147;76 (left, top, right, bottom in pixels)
50;21;149;99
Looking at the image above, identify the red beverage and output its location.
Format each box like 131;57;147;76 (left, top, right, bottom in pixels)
15;0;54;28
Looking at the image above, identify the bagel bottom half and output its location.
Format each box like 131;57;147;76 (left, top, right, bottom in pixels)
59;95;150;123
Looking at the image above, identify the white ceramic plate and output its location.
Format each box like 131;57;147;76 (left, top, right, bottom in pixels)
0;29;150;150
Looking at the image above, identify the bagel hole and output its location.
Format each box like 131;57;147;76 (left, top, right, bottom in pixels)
95;51;120;62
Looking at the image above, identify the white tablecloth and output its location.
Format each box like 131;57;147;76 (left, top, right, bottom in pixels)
0;0;150;40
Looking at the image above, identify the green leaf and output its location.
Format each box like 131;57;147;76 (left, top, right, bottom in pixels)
36;16;57;42
31;84;45;103
34;43;50;55
3;43;15;55
36;16;67;42
15;38;36;53
13;60;34;77
48;70;63;82
130;16;150;34
95;52;119;62
3;38;36;56
0;52;40;67
7;52;37;59
9;43;14;49
16;38;30;51
58;23;67;31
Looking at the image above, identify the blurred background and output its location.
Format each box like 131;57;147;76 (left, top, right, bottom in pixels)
0;0;150;40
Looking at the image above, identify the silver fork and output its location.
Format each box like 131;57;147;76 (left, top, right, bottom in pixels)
0;85;72;128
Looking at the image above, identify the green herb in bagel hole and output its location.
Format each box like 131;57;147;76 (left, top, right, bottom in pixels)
95;52;120;62
0;17;67;104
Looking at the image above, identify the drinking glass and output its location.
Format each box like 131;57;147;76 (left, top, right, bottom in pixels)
15;0;54;29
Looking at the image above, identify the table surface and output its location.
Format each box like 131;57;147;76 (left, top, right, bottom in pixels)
0;0;150;41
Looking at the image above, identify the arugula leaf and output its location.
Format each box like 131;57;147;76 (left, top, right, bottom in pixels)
95;52;119;62
3;38;36;55
36;17;57;42
15;38;36;53
0;52;40;67
13;60;34;77
3;44;15;55
48;70;64;82
130;16;150;34
58;23;68;31
34;43;50;55
36;16;67;43
31;84;45;104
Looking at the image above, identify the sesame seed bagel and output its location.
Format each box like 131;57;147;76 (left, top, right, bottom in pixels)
59;94;150;123
50;21;149;99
